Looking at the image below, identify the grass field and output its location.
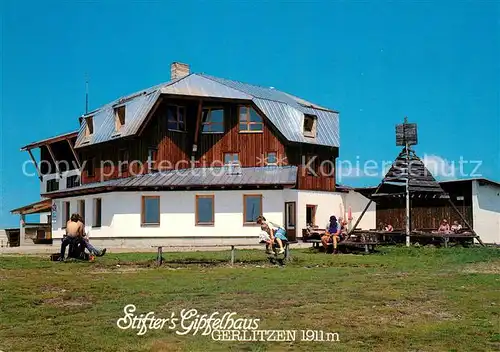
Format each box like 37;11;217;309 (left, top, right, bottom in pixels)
1;246;499;352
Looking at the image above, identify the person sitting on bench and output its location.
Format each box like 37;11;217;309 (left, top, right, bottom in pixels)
338;217;348;235
435;219;451;234
322;216;341;254
378;222;393;232
451;221;462;233
58;213;84;261
256;216;287;254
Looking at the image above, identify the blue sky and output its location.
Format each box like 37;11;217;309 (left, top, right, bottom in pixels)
1;1;499;227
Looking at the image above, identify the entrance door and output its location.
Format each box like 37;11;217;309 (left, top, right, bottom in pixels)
284;202;297;241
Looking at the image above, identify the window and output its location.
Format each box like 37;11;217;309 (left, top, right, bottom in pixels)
224;153;239;165
148;148;158;172
86;157;95;177
238;106;263;132
119;149;129;173
202;108;224;133
46;179;59;192
62;201;70;228
115;105;126;131
243;195;262;224
166;105;185;131
196;195;214;225
142;196;160;225
66;175;80;188
303;114;317;138
78;200;85;223
93;198;102;227
266;152;278;166
306;204;317;226
85;116;94;136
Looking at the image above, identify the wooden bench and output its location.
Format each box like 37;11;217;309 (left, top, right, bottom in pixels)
338;240;378;253
151;241;297;266
410;231;477;247
306;239;323;248
307;237;377;253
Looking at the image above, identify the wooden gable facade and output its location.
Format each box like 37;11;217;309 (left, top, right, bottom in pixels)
77;96;338;192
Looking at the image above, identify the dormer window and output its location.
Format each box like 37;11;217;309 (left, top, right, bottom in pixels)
85;116;94;136
238;106;263;132
303;114;317;138
167;105;185;131
115;105;126;131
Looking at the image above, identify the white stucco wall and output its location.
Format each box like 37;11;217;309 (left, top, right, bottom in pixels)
0;230;8;247
295;190;375;231
52;190;292;241
50;188;376;247
344;190;377;230
472;181;500;244
39;212;50;223
296;190;344;229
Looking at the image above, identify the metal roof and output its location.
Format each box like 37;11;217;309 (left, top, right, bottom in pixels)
75;89;161;148
21;131;78;151
161;74;253;100
41;166;298;198
438;178;500;188
74;73;340;149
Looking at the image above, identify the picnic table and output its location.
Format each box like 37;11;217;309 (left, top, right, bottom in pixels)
350;229;481;247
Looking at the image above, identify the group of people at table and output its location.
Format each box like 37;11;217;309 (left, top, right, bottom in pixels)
377;219;464;234
432;219;464;234
307;216;465;254
305;215;348;254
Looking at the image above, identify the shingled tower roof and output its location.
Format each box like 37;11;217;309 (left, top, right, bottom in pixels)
371;147;449;199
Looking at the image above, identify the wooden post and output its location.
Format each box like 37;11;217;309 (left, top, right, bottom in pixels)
156;246;163;266
348;180;386;237
230;245;235;265
284;243;290;261
46;144;61;176
192;100;203;159
447;198;485;246
347;199;373;236
66;139;82;169
27;149;43;181
405;144;411;247
19;214;26;246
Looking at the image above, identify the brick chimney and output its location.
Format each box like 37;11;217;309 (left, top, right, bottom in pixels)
171;62;190;80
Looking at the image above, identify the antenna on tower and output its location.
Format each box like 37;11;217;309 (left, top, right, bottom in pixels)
85;73;89;114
